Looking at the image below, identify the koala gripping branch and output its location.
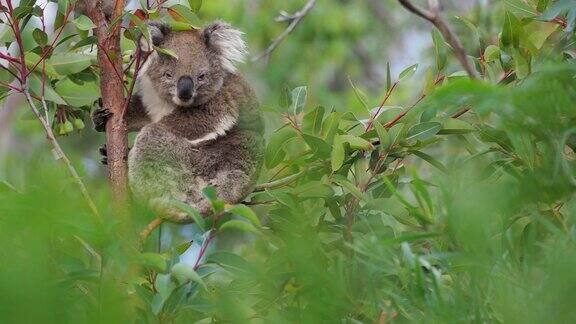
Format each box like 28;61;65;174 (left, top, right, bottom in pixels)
86;1;130;215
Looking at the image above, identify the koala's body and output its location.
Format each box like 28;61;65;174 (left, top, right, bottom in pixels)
94;21;264;222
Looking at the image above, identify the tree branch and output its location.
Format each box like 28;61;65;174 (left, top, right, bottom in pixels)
397;0;479;79
253;0;317;62
86;0;131;215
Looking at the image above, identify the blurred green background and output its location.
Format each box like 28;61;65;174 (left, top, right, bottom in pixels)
1;0;576;323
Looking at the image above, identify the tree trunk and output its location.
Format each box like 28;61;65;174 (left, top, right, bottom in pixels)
85;0;130;215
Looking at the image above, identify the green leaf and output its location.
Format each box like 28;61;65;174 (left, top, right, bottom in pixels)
171;263;206;288
202;186;217;201
29;73;66;105
512;48;530;79
227;205;261;227
32;28;48;46
339;135;374;150
279;85;291;109
207;251;252;275
322;111;341;144
57;0;69;14
140;253;168;273
292;181;334;199
399;64;418;80
504;0;538;18
265;128;297;169
432;29;447;73
302;105;325;135
54;79;100;107
154;46;179;59
332;175;366;201
501;11;522;49
72;15;96;31
406;122;442;141
219;220;259;234
172;200;206;231
537;0;551;12
48;53;95;75
388;123;405;147
540;0;576;21
456;16;481;47
373;120;391;149
13;6;33;20
438;118;475;134
408;150;448;173
331;135;345;171
188;0;203;13
349;78;370;111
168;4;200;25
484;45;501;63
25;52;59;78
70;36;97;50
302;134;331;159
290;86;307;115
167;21;196;31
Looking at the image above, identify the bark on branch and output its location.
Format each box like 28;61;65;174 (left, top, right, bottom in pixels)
85;0;131;215
397;0;479;79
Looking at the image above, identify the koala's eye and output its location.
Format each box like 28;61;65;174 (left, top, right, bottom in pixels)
164;72;173;79
197;73;207;81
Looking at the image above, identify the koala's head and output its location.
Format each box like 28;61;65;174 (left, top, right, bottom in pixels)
139;21;247;107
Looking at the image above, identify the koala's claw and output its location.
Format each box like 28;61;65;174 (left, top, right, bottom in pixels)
92;99;112;132
98;144;130;165
99;144;107;157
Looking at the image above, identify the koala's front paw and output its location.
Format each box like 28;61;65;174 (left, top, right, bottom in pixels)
92;99;112;132
99;144;108;165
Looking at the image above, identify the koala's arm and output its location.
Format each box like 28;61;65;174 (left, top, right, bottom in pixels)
124;94;152;132
92;94;151;133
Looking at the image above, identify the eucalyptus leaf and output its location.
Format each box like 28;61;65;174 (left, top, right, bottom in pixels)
290;86;307;115
407;122;442;142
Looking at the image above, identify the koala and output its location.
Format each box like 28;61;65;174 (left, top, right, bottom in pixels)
93;21;264;223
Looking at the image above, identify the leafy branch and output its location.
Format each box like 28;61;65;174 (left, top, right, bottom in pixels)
0;0;101;220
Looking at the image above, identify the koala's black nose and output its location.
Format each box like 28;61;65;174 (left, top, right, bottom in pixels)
177;76;194;101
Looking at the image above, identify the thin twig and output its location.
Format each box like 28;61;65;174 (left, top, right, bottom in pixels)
397;0;479;79
253;169;307;192
253;0;317;62
23;90;102;221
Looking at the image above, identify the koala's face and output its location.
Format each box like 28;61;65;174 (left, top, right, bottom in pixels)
141;22;246;107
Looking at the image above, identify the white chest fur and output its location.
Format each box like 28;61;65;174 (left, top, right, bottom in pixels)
138;74;175;123
187;114;237;146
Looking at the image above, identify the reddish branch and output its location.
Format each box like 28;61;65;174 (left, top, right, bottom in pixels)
85;0;131;216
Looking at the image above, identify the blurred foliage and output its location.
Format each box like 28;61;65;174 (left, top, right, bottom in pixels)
1;0;576;323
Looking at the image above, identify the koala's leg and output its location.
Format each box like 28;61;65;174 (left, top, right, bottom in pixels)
129;124;196;223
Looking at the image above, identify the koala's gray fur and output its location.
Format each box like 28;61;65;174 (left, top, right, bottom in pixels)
93;21;264;222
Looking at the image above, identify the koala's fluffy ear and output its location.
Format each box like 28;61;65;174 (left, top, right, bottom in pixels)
140;22;171;52
203;21;247;73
